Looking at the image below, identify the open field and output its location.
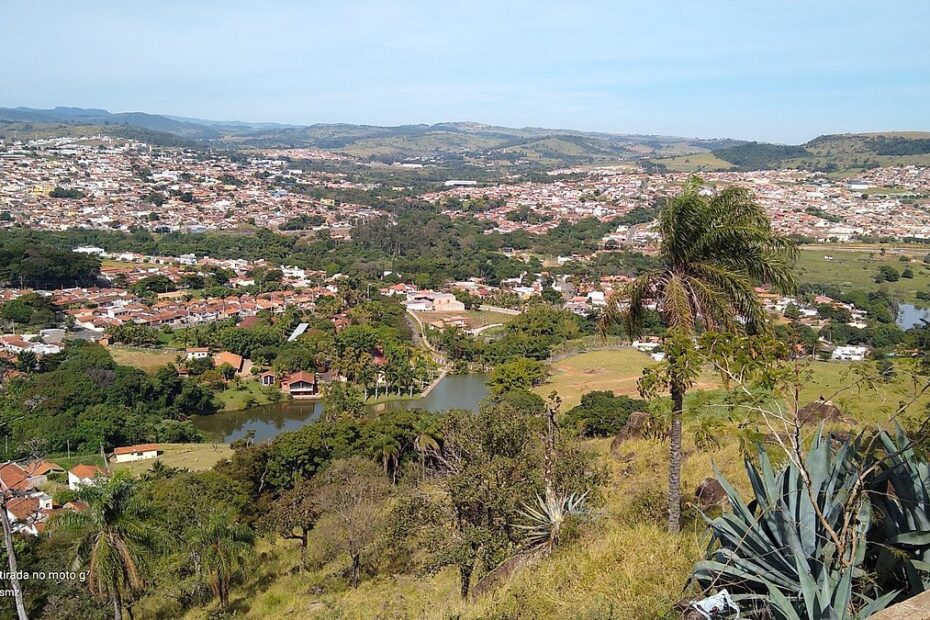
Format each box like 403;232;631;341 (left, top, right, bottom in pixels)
797;245;930;304
215;378;280;411
534;348;724;410
538;348;930;425
108;345;180;372
112;442;232;475
649;151;735;172
418;309;517;330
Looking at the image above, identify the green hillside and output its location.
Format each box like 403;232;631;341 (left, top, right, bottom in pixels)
651;131;930;173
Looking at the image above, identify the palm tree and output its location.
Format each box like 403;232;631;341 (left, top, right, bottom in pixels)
190;509;254;609
51;471;157;620
371;434;401;484
602;178;796;532
412;419;441;471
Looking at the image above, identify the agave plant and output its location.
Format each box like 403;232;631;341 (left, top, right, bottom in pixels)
867;427;930;596
516;490;588;552
691;428;897;619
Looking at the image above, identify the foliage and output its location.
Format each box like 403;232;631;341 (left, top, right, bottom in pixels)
189;509;255;608
312;458;390;587
488;358;546;395
692;427;930;618
561;391;647;437
516;490;588;551
50;471;159;619
604;177;797;533
1;342;212;452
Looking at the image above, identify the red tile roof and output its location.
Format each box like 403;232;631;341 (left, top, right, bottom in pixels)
112;444;159;456
6;496;39;521
283;371;315;385
0;463;29;491
69;464;107;480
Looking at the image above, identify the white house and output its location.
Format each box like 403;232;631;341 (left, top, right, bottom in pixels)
73;246;106;256
186;347;211;360
832;345;869;362
111;444;160;464
68;464;107;490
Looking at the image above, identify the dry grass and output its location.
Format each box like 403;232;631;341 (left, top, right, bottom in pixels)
112;443;232;475
108;345;179;373
538;348;718;409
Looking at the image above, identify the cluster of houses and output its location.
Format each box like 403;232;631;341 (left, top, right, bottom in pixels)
0;444;163;537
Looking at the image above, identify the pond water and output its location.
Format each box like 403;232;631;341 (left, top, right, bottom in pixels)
896;303;930;330
193;373;489;443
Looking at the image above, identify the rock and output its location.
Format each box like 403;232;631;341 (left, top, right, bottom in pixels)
611;412;653;451
798;400;846;426
694;477;728;508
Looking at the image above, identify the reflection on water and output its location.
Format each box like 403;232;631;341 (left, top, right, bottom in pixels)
897;303;930;330
194;373;489;443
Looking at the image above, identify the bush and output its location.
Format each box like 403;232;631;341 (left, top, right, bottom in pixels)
562;391;647;437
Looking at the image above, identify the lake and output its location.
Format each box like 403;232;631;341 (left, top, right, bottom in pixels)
193;373;489;443
897;303;930;330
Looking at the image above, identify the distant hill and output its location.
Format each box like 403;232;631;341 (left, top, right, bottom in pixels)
652;131;930;173
0;106;738;164
3;107;926;171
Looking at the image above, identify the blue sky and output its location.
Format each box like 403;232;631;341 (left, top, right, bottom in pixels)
2;1;928;143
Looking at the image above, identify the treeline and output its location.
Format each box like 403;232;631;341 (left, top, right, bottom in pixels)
0;204;649;290
0;342;212;453
0;238;101;288
430;304;600;368
867;136;930;156
712;141;810;170
4;388;605;618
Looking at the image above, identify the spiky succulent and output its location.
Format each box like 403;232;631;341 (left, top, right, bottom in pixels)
517;490;588;551
691;428;900;618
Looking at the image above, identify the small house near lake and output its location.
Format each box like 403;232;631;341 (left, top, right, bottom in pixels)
281;371;319;398
111;444;161;464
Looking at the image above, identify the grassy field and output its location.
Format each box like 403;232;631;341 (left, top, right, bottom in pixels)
112;443;232;475
215;378;280;412
649;151;735;172
537;348;718;409
537;348;930;426
108;346;180;373
797;245;930;304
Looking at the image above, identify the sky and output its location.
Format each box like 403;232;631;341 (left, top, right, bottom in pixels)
2;1;928;143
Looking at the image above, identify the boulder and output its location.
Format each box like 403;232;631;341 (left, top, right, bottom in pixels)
798;400;846;426
610;411;653;452
694;477;728;508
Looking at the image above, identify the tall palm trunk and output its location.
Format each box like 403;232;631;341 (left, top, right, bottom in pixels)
112;590;123;620
0;500;28;620
667;382;684;533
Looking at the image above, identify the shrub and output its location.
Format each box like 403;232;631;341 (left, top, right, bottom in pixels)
562;391;647;437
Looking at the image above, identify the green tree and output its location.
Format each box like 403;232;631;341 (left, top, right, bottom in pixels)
370;434;401;483
51;472;158;620
259;479;320;571
602;178;796;532
488;358;546;395
190;509;254;609
313;458;390;588
323;381;366;421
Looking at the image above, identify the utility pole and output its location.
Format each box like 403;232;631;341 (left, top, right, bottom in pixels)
100;442;110;473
